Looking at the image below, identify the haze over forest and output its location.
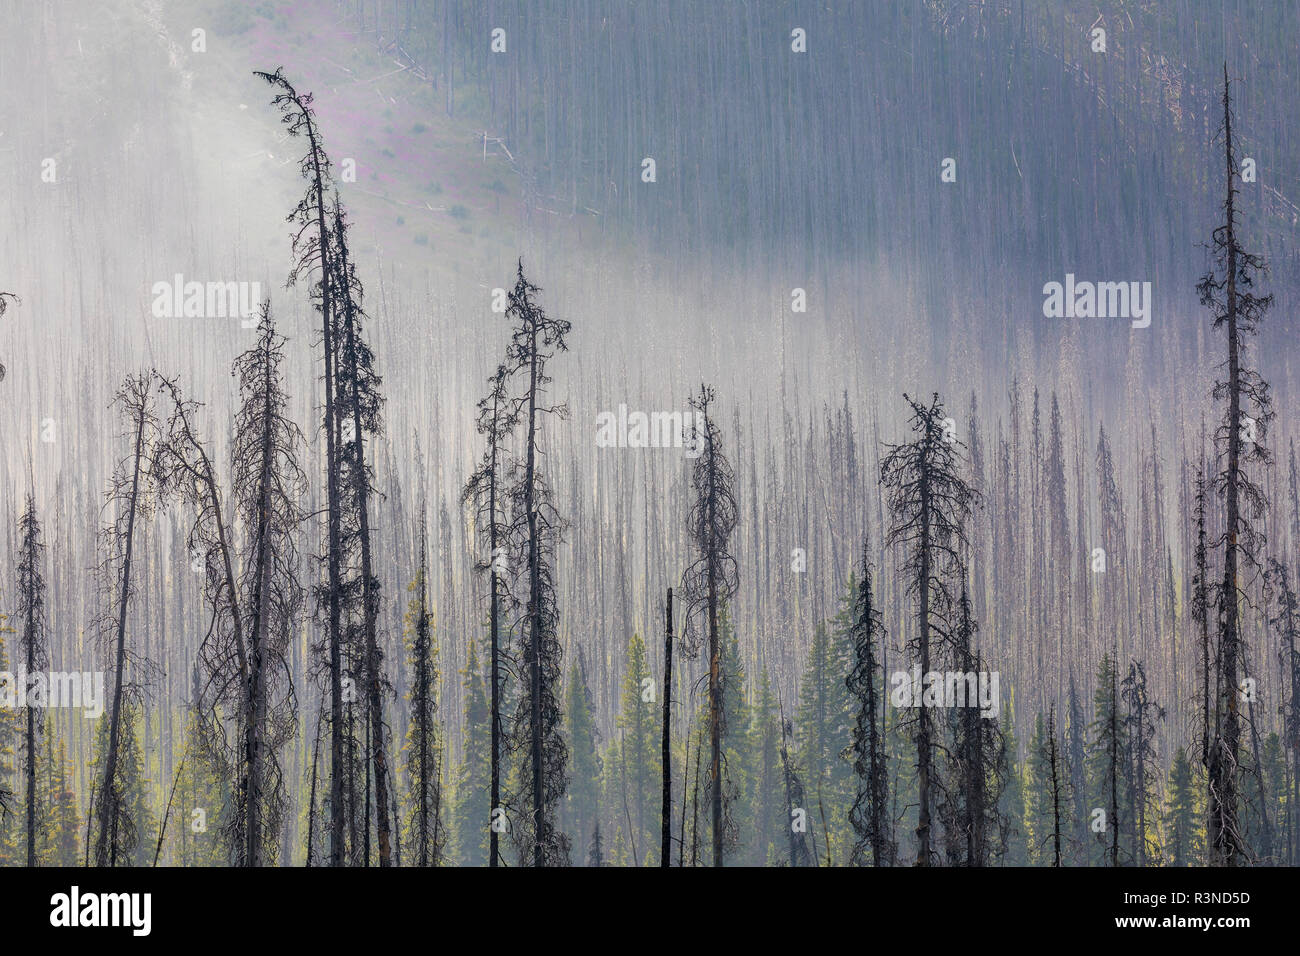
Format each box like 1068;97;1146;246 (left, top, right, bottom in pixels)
1;0;1298;867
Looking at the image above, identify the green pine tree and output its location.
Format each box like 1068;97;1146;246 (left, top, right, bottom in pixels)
607;633;659;864
453;641;491;865
0;614;24;864
796;613;855;863
89;700;156;867
564;653;602;863
748;667;784;866
1164;745;1204;867
1025;712;1054;865
1087;653;1128;866
39;736;80;867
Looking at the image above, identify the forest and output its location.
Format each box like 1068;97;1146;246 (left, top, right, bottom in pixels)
0;0;1298;869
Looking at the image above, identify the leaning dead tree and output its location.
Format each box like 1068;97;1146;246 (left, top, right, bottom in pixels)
680;383;739;867
1197;65;1273;866
880;392;974;866
154;372;249;862
503;260;571;866
462;363;517;868
93;374;159;867
153;311;305;868
257;65;350;866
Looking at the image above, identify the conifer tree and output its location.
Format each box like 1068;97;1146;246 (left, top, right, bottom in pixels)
847;539;892;866
1164;746;1204;866
1121;659;1164;866
796;618;853;858
15;493;48;866
453;641;491;866
402;502;443;866
749;667;785;867
612;633;659;862
0;614;19;863
503;260;571;866
41;737;80;867
1198;65;1274;866
880;392;975;865
463;364;517;868
563;652;601;862
680;384;739;867
257;67;349;865
1087;653;1125;866
93;375;159;867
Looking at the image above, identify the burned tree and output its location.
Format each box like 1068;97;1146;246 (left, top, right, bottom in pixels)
1197;65;1274;866
680;384;739;867
503;260;571;866
1046;708;1064;867
462;364;517;868
257;66;349;866
93;375;159;867
153;310;304;868
946;580;1004;866
16;493;47;866
1192;464;1213;773
779;712;813;868
1121;659;1164;866
661;587;674;867
330;196;393;866
230;309;306;866
403;493;444;866
880;392;974;865
847;537;892;866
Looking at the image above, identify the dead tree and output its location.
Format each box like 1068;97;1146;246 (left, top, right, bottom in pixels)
257;66;349;866
949;579;1003;866
880;392;974;865
661;587;674;867
847;536;893;866
1047;708;1063;867
231;308;306;865
1197;65;1274;866
1121;659;1165;866
1192;464;1213;774
462;364;517;867
330;196;393;866
404;492;444;866
503;260;571;866
779;713;813;867
16;493;47;866
680;384;739;867
93;375;159;866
